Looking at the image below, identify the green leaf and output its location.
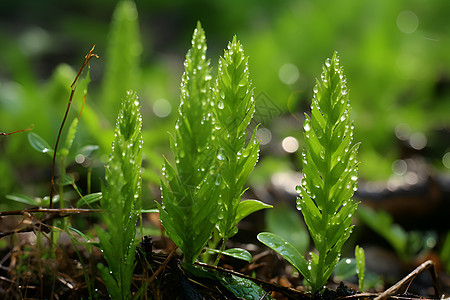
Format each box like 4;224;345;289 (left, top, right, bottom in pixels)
76;192;102;208
355;245;366;292
78;145;99;157
257;232;309;279
28;132;53;156
235;199;272;225
357;206;407;258
266;204;309;255
220;273;273;299
6;193;39;206
206;247;252;263
98;263;121;298
6;194;59;207
60;117;79;157
58;174;75;186
68;227;92;243
183;264;273;300
333;258;356;281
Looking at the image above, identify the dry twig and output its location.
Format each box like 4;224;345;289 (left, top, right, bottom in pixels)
0;208;100;238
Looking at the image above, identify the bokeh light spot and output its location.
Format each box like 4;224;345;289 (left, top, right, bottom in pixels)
395;123;411;141
75;154;85;164
396;10;419;34
153;98;172;118
443;152;450;169
256;127;272;145
392;159;407;175
409;132;427;150
282;136;299;153
279;63;299;85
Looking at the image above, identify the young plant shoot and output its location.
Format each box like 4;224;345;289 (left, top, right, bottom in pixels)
214;36;269;244
158;22;221;264
158;25;270;265
258;52;360;292
96;91;143;299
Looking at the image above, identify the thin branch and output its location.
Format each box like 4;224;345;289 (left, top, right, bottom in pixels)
49;45;99;208
374;260;440;300
0;207;101;217
0;207;101;239
148;246;179;285
0;124;34;136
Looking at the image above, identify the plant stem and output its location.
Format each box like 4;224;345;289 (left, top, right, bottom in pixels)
214;238;228;266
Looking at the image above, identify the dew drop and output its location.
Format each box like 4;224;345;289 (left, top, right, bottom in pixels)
217;152;225;161
304;122;311;132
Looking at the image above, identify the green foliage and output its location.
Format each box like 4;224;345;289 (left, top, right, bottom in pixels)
184;264;273;300
60;117;78;157
355;245;366;292
16;64;93;210
333;258;357;281
76;192;102;208
265;204;310;255
214;36;261;240
332;246;366;292
6;193;58;206
441;231;450;274
258;53;359;292
96;90;143;300
357;205;437;261
158;24;270;265
101;0;141;119
66;227;97;298
205;247;252;263
158;22;220;264
28;132;53;156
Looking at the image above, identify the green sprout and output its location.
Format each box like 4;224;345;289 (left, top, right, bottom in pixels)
355;245;366;292
213;36;269;246
157;22;221;264
96;90;143;300
158;23;270;265
258;52;360;292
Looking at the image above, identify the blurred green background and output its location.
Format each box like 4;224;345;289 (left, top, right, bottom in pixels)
1;0;449;208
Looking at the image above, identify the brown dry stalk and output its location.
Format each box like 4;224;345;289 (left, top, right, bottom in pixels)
374;260;440;300
148;246;179;285
0;125;34;136
0;208;101;238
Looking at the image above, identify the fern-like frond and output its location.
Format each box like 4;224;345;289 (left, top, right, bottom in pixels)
296;52;359;291
97;90;143;300
214;36;260;240
101;0;141;119
158;22;220;264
